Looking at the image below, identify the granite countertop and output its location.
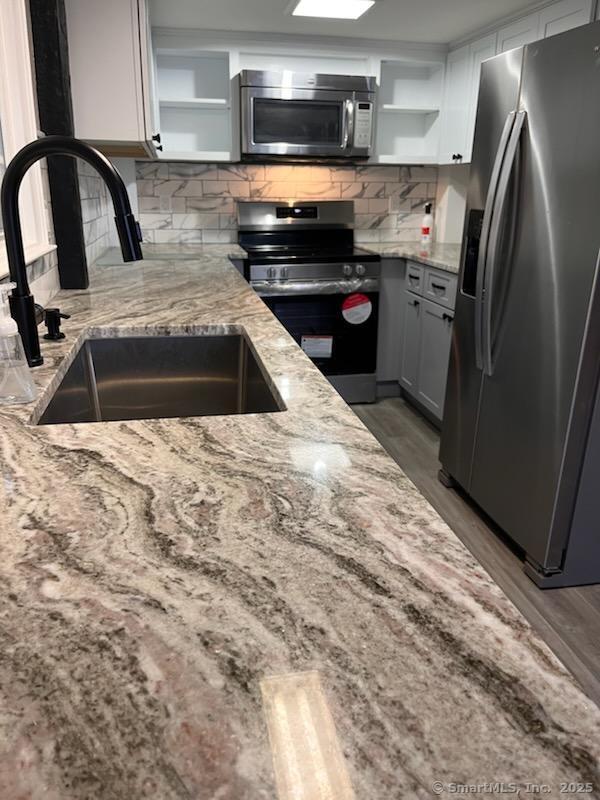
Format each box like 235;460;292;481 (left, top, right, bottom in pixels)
361;242;462;274
1;244;599;798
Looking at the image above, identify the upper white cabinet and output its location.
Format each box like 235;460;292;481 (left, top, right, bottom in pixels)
375;60;444;164
438;34;496;166
465;33;497;161
497;14;541;52
441;0;594;165
538;0;594;37
154;50;238;161
65;0;159;158
498;0;593;51
438;45;470;165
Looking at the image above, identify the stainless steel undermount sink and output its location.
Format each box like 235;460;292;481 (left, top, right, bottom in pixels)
36;333;285;425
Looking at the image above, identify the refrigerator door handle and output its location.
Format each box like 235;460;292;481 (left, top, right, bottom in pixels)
475;111;517;370
482;109;527;376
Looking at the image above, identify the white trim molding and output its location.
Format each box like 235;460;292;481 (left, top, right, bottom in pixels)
0;0;51;266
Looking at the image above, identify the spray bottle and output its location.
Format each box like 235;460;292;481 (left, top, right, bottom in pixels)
0;283;37;404
421;202;434;247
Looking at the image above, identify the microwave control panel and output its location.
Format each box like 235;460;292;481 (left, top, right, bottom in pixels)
354;102;374;148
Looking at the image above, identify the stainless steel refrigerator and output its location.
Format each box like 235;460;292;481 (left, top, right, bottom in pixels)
439;21;600;588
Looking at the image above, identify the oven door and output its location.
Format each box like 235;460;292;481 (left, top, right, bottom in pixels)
260;286;379;377
241;87;371;158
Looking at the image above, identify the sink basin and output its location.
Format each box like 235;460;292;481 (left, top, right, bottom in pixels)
37;333;284;425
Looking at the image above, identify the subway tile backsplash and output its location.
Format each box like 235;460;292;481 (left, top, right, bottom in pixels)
78;159;112;265
135;162;437;245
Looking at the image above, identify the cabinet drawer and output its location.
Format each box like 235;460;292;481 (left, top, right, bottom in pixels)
406;262;424;295
424;269;457;309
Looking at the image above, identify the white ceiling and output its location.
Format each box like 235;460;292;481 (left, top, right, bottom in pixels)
150;0;538;44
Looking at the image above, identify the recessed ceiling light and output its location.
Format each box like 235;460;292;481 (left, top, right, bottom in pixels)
292;0;375;20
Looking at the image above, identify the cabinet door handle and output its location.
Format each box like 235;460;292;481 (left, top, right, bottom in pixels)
408;298;420;307
443;313;453;322
152;133;162;143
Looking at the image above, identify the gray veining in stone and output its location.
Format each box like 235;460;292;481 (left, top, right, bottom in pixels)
0;244;599;798
361;242;462;274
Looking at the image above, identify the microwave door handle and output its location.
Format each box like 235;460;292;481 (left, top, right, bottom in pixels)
475;111;516;370
347;99;355;149
482;109;526;377
342;99;351;149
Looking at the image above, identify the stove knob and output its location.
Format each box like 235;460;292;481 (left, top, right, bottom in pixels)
267;267;276;280
280;267;288;280
343;264;353;277
356;264;366;277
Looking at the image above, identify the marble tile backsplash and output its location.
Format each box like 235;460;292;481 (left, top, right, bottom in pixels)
78;160;112;265
136;162;437;244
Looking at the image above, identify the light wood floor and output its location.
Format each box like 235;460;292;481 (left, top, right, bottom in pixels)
354;396;600;707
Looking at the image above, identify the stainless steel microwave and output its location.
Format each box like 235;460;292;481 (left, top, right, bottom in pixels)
239;70;376;159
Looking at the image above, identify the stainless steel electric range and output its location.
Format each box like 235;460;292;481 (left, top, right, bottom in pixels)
238;200;380;403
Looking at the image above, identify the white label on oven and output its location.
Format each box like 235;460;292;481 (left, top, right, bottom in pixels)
301;335;333;358
341;293;372;325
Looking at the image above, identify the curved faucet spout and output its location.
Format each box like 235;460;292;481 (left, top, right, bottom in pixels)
0;135;144;366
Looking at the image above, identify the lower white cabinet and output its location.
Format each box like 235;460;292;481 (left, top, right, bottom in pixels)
400;263;456;424
400;292;421;395
415;298;454;419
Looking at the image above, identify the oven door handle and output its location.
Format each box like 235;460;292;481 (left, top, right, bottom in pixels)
251;278;379;296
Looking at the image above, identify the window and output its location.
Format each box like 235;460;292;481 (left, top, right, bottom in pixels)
0;121;5;236
0;0;55;275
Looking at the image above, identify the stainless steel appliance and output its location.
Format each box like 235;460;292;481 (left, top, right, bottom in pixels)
238;200;381;403
439;22;600;588
239;70;376;159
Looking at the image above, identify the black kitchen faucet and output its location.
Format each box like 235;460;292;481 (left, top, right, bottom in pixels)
0;135;144;367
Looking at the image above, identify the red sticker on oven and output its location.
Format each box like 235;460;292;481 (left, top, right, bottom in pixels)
341;293;372;325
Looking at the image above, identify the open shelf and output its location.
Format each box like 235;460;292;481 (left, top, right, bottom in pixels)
159;105;232;160
375;154;439;164
375;59;443;164
157;150;232;162
155;49;236;161
375;109;440;165
380;104;440;115
159;97;230;110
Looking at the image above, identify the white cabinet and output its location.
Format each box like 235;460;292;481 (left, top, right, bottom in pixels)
440;0;594;166
65;0;158;158
538;0;594;37
415;298;453;419
400;292;421;395
465;33;498;161
154;51;238;161
498;0;593;52
400;262;456;424
497;13;541;52
439;34;496;165
375;60;444;164
438;45;470;165
377;259;406;384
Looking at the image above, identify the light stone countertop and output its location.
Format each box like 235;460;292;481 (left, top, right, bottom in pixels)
0;244;599;798
360;242;462;274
